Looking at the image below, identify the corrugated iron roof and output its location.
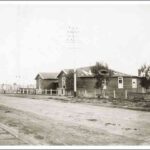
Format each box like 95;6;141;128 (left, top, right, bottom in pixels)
35;72;58;80
58;66;137;78
111;70;132;77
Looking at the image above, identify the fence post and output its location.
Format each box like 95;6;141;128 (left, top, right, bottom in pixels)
125;90;128;99
27;89;28;94
23;89;24;94
103;90;105;98
113;90;116;99
57;89;58;95
50;89;52;95
45;89;47;95
95;90;96;97
56;89;58;95
84;90;87;97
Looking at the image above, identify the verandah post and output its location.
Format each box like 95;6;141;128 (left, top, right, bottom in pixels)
125;90;128;99
84;89;87;97
113;90;116;99
45;89;47;95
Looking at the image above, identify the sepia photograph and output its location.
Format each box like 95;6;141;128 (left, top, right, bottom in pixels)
0;0;150;148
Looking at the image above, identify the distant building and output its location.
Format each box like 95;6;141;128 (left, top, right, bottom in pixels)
57;66;143;98
35;72;58;90
0;84;13;93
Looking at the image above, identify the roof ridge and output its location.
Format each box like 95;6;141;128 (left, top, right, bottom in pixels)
35;72;58;80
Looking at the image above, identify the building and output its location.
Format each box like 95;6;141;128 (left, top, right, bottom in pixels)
57;66;143;98
57;69;74;96
35;72;58;90
0;84;13;93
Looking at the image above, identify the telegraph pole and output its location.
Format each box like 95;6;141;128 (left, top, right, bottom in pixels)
67;26;78;97
16;5;21;91
74;66;77;97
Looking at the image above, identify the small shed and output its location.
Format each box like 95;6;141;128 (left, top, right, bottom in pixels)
35;72;58;90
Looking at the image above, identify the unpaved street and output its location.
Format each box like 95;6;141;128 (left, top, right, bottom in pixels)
0;95;150;145
0;124;26;145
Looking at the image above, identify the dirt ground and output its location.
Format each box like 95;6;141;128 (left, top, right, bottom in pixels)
0;95;150;145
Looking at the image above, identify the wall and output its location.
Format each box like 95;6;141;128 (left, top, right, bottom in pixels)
57;73;143;99
36;76;58;90
77;77;143;99
58;72;66;89
77;77;97;97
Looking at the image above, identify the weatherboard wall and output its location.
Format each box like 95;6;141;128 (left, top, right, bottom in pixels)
57;72;143;98
76;77;143;98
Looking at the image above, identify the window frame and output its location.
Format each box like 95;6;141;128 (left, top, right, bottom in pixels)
132;78;137;88
62;76;66;88
118;77;123;89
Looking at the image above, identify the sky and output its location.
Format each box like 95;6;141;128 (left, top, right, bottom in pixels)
0;2;150;85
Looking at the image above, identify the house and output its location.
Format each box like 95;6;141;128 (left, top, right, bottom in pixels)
35;72;58;91
57;69;74;96
57;66;143;98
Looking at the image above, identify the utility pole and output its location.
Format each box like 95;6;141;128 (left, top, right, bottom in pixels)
67;26;78;97
16;5;21;91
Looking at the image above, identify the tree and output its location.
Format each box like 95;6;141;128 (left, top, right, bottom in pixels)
91;62;113;98
140;77;150;91
139;64;150;92
65;70;74;91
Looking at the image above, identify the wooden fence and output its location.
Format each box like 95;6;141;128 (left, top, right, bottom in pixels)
0;88;149;100
128;92;150;100
0;88;58;96
77;89;130;99
35;89;58;95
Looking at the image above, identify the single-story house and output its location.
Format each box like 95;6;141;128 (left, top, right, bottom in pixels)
57;69;74;95
57;66;143;98
35;72;58;90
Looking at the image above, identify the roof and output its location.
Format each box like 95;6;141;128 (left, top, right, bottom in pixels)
57;66;138;78
57;69;74;77
111;70;137;77
35;72;58;80
77;66;94;77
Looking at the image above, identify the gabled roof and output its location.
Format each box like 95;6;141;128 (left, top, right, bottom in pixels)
57;66;138;78
35;72;58;80
57;69;74;78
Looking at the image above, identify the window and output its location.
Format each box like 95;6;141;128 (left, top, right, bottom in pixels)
132;79;137;88
118;77;123;89
119;79;122;83
62;77;66;88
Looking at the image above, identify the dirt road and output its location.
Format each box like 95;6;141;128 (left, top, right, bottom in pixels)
0;123;26;145
0;95;150;145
